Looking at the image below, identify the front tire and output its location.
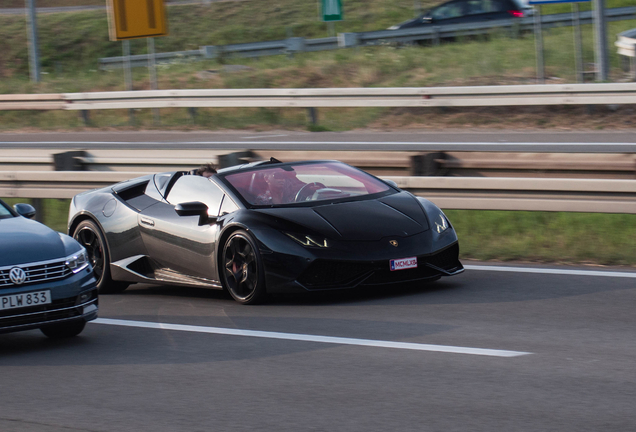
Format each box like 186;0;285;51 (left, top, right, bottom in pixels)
41;320;86;338
221;230;266;305
73;220;129;294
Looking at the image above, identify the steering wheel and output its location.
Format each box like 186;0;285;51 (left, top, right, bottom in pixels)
294;182;326;202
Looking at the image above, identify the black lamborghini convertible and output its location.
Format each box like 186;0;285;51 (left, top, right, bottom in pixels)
68;159;463;304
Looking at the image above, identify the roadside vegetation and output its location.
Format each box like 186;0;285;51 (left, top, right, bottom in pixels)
445;210;636;267
1;0;636;130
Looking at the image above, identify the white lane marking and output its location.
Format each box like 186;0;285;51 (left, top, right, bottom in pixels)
465;265;636;278
240;134;289;139
2;141;636;147
93;318;530;357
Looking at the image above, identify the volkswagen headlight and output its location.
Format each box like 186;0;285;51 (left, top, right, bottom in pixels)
65;248;90;273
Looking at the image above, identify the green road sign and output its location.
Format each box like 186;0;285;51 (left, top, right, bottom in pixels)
322;0;343;22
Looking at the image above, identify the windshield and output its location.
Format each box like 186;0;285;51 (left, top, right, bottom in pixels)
223;162;392;206
0;200;15;219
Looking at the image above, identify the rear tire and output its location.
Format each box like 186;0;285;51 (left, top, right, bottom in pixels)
41;320;86;338
73;220;129;294
221;230;266;305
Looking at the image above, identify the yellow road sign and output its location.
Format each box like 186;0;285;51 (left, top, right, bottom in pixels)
107;0;168;41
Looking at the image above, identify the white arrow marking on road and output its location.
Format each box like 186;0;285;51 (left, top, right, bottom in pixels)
93;318;531;357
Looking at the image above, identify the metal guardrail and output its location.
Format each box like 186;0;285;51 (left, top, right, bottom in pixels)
98;7;636;69
391;176;636;214
0;93;66;110
616;28;636;80
615;28;636;57
1;149;634;179
1;171;634;214
3;83;636;111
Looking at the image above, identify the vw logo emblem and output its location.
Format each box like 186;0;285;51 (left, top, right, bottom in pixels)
9;267;26;285
389;240;398;247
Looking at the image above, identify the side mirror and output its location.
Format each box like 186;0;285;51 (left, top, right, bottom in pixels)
14;203;36;219
383;179;399;189
175;201;216;225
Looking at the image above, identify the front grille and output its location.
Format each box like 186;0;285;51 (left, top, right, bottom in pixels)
298;260;374;289
0;259;72;288
0;304;84;328
364;261;440;285
0;291;98;331
298;243;462;290
0;297;77;319
424;243;461;272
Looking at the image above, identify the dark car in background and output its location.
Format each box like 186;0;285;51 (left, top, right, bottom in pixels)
68;159;463;305
389;0;533;30
0;199;98;338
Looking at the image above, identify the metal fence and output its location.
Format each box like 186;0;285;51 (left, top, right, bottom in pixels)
98;7;636;69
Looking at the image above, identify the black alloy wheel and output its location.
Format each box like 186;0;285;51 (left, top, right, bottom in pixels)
73;220;129;294
221;230;266;305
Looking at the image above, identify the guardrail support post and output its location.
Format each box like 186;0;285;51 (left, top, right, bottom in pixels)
123;40;135;125
592;0;609;82
201;46;219;60
286;37;306;58
148;38;161;125
188;107;197;124
338;33;359;48
26;0;41;83
573;3;584;83
411;152;447;176
534;5;545;84
31;198;45;223
80;110;90;126
307;107;318;127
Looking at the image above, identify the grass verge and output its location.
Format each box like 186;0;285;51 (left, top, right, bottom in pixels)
445;210;636;267
3;197;634;267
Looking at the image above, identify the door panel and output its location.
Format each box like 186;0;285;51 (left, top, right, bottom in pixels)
138;202;221;281
138;174;226;281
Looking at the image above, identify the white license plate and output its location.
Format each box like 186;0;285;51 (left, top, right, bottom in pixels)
390;257;418;271
0;290;52;311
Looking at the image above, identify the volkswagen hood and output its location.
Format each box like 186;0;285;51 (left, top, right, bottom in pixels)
0;217;67;266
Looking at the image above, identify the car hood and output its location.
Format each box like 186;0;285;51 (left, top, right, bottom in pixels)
255;192;430;241
0;217;66;266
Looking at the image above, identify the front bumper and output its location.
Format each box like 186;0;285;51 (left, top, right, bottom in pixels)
263;241;463;293
0;268;98;334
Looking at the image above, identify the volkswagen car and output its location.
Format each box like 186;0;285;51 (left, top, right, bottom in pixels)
0;199;98;337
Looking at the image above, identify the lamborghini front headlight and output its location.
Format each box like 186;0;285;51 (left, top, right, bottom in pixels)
285;233;330;248
433;212;449;234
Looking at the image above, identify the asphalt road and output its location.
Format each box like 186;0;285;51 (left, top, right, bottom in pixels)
2;130;636;153
1;262;635;432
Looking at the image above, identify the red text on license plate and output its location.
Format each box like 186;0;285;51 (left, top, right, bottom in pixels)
390;257;417;271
